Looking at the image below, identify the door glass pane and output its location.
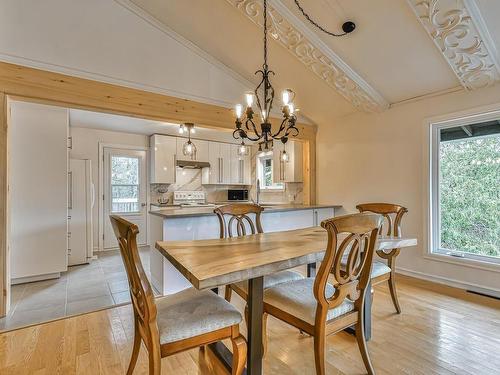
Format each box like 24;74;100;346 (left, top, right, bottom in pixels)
438;122;500;258
111;156;140;213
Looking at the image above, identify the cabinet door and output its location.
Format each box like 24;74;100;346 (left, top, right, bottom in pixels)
220;143;231;184
208;141;220;184
195;140;209;162
243;153;251;185
272;141;285;183
313;208;335;226
176;137;208;162
229;144;240;184
284;140;303;183
261;210;314;232
150;135;176;184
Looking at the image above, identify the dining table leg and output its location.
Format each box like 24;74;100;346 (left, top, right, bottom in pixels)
247;276;264;375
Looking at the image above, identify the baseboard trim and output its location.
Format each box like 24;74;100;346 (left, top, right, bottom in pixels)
396;267;500;299
11;272;61;285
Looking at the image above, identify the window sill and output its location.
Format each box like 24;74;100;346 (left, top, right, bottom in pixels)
260;188;285;192
424;251;500;273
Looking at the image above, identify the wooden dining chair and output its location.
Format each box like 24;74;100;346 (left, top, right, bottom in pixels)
356;203;408;313
109;215;247;375
215;203;304;305
262;213;383;375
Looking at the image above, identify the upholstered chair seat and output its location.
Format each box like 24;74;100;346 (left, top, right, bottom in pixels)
370;262;391;279
263;278;354;325
231;270;304;295
341;258;391;279
156;288;243;344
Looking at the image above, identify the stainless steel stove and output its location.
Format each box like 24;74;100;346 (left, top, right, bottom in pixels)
173;191;215;207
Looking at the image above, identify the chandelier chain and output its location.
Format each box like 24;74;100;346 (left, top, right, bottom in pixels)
293;0;348;37
263;0;268;68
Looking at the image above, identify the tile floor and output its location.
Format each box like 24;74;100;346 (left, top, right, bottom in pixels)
0;246;151;332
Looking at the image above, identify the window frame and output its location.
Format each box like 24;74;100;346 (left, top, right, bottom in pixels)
256;151;284;191
428;107;500;270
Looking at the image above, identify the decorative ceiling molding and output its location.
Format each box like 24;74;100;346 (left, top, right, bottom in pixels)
407;0;500;90
225;0;389;112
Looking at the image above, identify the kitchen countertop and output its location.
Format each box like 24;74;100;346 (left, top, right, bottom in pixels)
149;204;342;219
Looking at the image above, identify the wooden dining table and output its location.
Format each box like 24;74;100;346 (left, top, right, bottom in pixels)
155;226;417;375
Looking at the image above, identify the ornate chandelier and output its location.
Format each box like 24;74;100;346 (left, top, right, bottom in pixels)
233;0;299;155
232;0;355;157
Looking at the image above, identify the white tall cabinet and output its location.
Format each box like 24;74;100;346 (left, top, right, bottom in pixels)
207;142;231;184
273;140;303;183
9;101;69;283
150;134;176;184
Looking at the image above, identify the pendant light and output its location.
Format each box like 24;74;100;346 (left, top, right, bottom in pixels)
180;123;197;158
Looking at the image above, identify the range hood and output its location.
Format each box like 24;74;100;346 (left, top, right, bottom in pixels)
176;159;210;169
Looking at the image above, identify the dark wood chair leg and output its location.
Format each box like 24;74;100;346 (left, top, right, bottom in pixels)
230;333;247;375
224;285;232;302
127;319;141;375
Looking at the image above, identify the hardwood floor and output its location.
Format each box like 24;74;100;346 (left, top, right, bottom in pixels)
0;275;499;374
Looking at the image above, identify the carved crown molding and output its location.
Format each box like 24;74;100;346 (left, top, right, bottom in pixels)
407;0;500;90
225;0;389;112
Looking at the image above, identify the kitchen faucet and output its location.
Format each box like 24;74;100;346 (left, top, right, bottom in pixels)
256;178;261;205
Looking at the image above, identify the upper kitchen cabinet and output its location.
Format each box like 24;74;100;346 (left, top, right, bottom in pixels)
273;140;303;183
176;137;209;162
206;141;231;184
150;134;176;184
230;144;251;185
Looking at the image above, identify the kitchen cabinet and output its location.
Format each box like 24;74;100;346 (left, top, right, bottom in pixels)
176;137;209;162
9;101;69;283
230;144;251;185
150;134;176;184
205;141;231;185
272;139;303;183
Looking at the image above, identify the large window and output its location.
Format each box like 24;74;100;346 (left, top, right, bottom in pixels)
430;117;499;265
111;156;140;213
257;151;283;190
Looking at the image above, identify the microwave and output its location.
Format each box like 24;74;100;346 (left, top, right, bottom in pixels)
227;189;249;201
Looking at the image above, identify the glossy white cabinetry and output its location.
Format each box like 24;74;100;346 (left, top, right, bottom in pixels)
207;141;231;184
150;134;176;184
273;140;303;183
176;137;209;162
9;101;69;283
230;144;251;185
149;206;336;295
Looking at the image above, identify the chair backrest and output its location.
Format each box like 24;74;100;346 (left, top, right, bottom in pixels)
315;213;382;313
109;215;159;346
214;203;264;238
356;203;407;237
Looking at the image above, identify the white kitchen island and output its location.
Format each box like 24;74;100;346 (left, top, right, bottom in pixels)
149;204;340;295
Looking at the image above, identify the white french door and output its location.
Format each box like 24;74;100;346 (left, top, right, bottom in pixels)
103;147;147;249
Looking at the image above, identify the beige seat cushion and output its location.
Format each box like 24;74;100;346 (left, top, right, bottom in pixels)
371;261;391;278
156;288;242;344
231;270;304;294
341;258;391;280
263;278;354;325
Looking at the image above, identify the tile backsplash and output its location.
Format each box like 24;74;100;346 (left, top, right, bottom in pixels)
150;148;303;205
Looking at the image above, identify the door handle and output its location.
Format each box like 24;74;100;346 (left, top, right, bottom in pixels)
141;203;147;207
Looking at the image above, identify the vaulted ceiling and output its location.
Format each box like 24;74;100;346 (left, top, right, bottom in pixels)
128;0;500;126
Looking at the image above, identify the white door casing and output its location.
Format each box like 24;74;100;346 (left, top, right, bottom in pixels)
102;147;147;249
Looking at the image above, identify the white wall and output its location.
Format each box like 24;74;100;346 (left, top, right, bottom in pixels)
69;127;148;250
0;0;249;108
317;84;500;294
